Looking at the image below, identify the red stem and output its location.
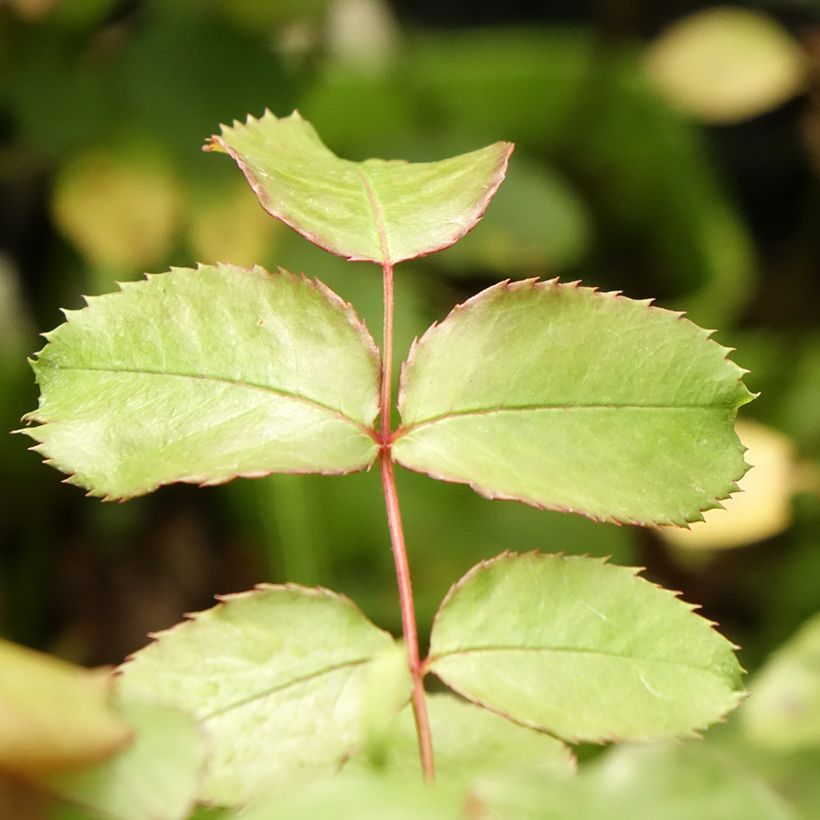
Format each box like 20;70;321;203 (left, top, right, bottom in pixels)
379;260;435;782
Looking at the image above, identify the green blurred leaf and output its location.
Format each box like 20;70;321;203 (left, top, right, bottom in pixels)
478;742;794;820
743;613;820;752
428;553;744;742
117;585;404;805
708;722;820;820
236;771;463;820
44;700;203;820
186;177;283;269
299;65;422;158
206;110;513;264
646;7;808;124
23;264;380;499
2;23;114;157
354;693;574;782
119;6;295;164
566;51;756;326
0;640;131;777
435;157;590;275
393;279;753;525
215;0;330;31
403;28;595;150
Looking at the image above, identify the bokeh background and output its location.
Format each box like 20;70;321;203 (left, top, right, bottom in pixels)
1;0;820;808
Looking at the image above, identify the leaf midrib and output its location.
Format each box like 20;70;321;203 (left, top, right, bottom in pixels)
395;402;734;439
199;656;376;722
37;362;377;438
429;644;730;677
356;168;392;263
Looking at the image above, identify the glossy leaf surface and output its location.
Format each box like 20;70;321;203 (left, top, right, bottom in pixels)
394;279;753;525
117;585;405;805
0;640;130;777
24;264;380;500
45;700;203;820
428;553;744;742
206;110;513;264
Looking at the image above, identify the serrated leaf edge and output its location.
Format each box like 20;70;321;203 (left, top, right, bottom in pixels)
205;109;515;265
424;551;745;744
392;278;754;527
117;584;402;722
18;263;382;500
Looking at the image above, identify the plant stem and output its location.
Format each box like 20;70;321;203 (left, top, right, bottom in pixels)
379;260;435;782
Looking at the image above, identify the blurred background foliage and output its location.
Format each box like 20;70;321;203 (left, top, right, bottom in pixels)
1;0;820;813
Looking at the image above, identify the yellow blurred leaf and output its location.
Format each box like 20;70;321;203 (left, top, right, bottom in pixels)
646;7;808;124
52;147;182;273
661;420;795;549
187;180;279;268
0;640;131;778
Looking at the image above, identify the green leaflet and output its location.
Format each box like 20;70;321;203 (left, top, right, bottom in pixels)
427;553;744;742
0;640;131;778
117;585;407;806
44;700;204;820
352;692;574;783
742;613;820;752
393;279;754;525
206;110;513;264
23;264;380;500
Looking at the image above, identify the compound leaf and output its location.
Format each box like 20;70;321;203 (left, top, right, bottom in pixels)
427;553;744;743
393;279;753;525
206;110;513;265
23;264;380;500
117;585;407;806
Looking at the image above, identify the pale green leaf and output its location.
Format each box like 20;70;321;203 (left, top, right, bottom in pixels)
742;613;820;752
353;693;574;783
393;279;753;525
23;264;380;500
117;585;405;806
428;553;744;742
0;640;131;777
235;771;463;820
477;742;794;820
205;110;513;264
44;700;203;820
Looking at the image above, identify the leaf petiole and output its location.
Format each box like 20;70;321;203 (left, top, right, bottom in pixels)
379;258;435;781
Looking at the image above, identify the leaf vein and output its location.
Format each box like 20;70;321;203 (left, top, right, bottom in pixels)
396;403;732;438
200;656;374;721
430;645;727;676
37;363;377;439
